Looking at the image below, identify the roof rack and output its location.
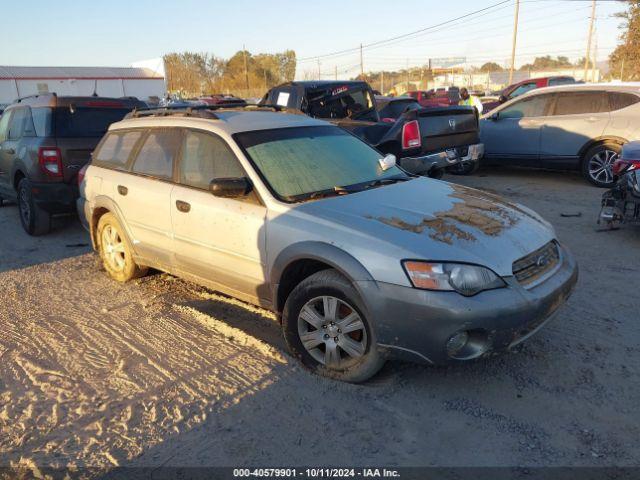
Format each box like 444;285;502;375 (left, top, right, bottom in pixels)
126;103;302;119
15;92;56;103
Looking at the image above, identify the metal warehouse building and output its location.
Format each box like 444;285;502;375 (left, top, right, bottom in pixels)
0;66;166;105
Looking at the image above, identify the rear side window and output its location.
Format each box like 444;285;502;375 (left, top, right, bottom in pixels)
31;108;53;137
132;129;181;179
552;92;608;116
179;130;244;189
55;107;132;137
500;94;550;119
0;112;11;142
548;77;575;86
609;92;640;111
94;130;143;168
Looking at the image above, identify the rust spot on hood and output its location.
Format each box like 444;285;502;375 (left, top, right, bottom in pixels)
368;184;521;244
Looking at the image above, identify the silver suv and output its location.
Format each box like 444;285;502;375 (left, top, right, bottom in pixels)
78;106;578;382
481;83;640;187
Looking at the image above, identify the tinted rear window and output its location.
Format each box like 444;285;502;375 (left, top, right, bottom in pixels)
552;92;608;116
94;130;143;168
609;92;640;111
55;107;131;137
379;100;419;119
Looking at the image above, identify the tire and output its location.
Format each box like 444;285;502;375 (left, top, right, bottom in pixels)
582;143;621;188
282;269;384;383
427;167;444;179
17;178;51;236
448;159;480;176
96;212;147;282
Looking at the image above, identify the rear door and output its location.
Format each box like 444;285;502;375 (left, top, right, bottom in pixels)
481;93;553;164
116;128;180;268
539;91;610;165
170;128;268;304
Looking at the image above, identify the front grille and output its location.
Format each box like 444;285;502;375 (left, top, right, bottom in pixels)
513;241;560;287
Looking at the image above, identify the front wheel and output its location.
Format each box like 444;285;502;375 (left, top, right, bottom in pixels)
282;269;384;383
582;143;621;188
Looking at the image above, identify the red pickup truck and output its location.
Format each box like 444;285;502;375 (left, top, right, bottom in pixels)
407;88;460;108
482;76;576;112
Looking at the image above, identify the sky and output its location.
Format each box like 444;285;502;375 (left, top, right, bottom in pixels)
1;0;627;79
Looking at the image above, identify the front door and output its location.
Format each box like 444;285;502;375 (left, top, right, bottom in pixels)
481;93;553;165
0;110;15;196
170;129;268;304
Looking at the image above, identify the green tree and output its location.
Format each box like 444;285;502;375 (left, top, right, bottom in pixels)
479;62;503;72
609;0;640;80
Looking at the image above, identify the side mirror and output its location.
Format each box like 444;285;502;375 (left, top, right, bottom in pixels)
210;177;253;198
379;153;396;171
489;112;499;121
498;95;507;103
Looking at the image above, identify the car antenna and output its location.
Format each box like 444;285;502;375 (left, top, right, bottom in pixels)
92;79;98;97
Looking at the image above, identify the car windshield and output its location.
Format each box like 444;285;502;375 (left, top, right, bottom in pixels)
235;125;409;202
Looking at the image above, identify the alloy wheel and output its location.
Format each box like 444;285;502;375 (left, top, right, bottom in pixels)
101;225;126;272
588;149;618;185
19;187;31;226
297;295;367;369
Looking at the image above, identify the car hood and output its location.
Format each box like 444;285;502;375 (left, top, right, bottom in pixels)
294;178;555;277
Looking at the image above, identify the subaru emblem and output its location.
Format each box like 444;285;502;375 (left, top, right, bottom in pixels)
449;119;456;129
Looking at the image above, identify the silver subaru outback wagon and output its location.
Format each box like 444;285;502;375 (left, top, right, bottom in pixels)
78;106;578;382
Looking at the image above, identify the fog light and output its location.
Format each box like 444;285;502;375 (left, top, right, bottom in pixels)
446;331;469;357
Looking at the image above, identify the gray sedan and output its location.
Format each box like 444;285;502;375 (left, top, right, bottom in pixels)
480;83;640;187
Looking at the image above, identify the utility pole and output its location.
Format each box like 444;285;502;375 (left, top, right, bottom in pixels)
317;59;321;80
360;43;364;79
584;0;596;81
406;59;409;93
620;58;625;81
508;0;520;84
592;32;598;82
335;65;338;80
243;44;249;91
380;71;384;94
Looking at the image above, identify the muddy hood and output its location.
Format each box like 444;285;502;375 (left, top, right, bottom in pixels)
297;178;556;277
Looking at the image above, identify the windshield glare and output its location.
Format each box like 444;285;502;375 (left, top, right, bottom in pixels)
235;126;408;201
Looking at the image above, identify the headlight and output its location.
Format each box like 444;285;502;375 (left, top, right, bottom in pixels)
403;261;506;296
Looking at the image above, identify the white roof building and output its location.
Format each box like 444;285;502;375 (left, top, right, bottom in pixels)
0;65;166;105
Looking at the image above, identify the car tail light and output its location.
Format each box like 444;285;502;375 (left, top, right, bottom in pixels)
38;147;63;177
402;120;421;149
78;164;89;186
613;159;640;176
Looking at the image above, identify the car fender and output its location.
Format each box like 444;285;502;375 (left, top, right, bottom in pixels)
270;241;376;312
578;135;627;160
89;195;137;253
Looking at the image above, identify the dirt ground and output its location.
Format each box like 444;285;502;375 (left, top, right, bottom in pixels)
0;166;639;473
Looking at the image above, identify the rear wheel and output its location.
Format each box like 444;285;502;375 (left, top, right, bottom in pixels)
17;178;51;236
97;212;147;282
448;159;480;176
282;269;384;383
582;143;621;187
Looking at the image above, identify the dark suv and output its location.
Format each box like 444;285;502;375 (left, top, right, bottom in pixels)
0;93;145;235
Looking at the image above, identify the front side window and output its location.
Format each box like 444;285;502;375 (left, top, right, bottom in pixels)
132;129;181;179
552;92;608;116
94;130;143;168
499;95;550;119
0;111;12;142
179;130;245;189
235;126;408;201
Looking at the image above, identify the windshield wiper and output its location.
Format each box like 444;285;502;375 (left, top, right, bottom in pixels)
361;176;410;190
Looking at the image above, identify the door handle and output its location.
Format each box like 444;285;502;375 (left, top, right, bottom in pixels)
585;117;599;123
117;185;128;196
175;200;191;213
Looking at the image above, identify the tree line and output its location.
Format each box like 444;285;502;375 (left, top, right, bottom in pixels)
163;50;296;98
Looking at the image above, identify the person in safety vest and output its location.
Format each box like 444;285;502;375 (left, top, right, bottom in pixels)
459;87;483;114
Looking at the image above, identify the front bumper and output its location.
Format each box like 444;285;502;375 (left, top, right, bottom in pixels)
357;243;578;365
399;143;484;175
31;182;78;214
